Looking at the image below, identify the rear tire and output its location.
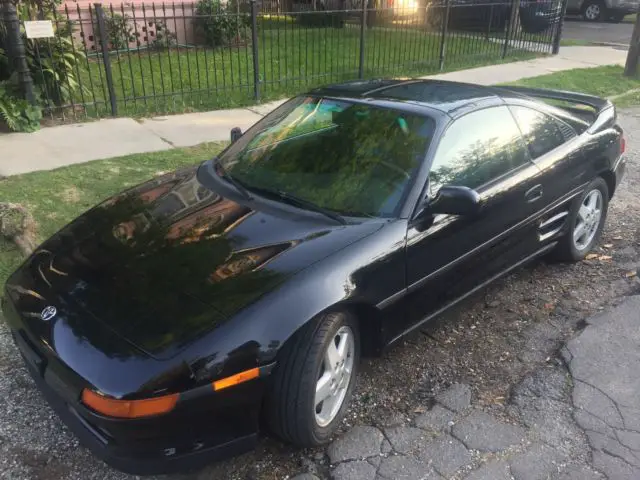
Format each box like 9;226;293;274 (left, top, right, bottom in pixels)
265;311;360;447
552;177;609;262
582;0;607;21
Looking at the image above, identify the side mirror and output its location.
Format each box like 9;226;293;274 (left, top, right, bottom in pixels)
428;185;481;216
411;185;480;232
230;127;242;144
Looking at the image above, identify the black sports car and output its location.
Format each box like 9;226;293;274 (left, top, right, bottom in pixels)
2;79;626;475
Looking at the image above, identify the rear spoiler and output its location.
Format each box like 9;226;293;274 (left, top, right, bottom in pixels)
495;85;616;134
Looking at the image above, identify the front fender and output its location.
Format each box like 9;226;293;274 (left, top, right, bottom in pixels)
238;220;408;359
180;220;407;387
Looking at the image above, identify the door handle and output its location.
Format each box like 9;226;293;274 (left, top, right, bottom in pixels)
525;185;543;203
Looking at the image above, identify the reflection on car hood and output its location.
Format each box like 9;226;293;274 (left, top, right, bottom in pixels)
30;166;383;359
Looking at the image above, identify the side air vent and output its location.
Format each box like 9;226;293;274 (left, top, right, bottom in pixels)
557;120;576;140
539;210;569;242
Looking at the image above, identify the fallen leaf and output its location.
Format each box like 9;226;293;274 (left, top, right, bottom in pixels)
544;303;555;310
585;253;599;260
598;255;612;261
613;236;623;240
625;270;637;278
413;406;426;414
603;244;613;249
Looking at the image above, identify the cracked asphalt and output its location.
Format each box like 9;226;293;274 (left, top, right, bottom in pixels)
315;292;640;480
1;109;640;480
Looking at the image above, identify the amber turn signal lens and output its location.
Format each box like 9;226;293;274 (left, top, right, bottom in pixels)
212;367;260;391
81;389;179;419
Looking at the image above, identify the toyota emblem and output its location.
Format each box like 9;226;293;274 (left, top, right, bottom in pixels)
41;306;57;321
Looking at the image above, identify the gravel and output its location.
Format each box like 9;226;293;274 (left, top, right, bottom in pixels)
1;109;640;479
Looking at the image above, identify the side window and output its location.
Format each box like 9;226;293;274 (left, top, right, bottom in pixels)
510;105;566;159
429;106;529;194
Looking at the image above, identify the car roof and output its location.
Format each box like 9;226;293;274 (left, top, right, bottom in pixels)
310;78;504;116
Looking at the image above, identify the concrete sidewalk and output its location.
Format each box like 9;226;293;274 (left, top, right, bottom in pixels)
0;45;628;177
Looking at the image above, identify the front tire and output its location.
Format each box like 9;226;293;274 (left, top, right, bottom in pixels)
582;0;607;21
265;311;360;446
552;177;609;262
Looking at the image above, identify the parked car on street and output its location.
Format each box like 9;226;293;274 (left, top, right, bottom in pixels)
566;0;639;22
431;0;563;34
2;78;625;474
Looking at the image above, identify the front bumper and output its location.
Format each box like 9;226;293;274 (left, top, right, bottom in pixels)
21;353;258;475
3;296;267;476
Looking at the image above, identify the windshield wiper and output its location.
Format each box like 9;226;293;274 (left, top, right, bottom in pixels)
213;158;253;201
247;186;347;225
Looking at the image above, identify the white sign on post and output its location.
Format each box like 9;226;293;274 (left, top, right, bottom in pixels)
24;20;55;39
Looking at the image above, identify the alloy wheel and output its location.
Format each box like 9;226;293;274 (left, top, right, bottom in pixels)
584;3;601;20
573;189;603;251
314;326;355;427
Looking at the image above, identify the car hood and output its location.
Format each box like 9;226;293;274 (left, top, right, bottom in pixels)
24;166;383;359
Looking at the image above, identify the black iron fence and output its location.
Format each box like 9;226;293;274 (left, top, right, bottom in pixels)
1;0;565;122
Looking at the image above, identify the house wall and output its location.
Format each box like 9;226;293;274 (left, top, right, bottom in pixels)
60;1;198;51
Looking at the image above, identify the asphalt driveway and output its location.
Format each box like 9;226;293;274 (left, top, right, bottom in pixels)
563;17;634;46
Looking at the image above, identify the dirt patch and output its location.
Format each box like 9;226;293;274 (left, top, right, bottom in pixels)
58;187;81;203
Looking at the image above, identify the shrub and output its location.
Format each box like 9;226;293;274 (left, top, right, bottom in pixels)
149;19;177;49
104;12;135;50
295;11;345;27
194;0;251;47
24;28;86;107
0;78;42;132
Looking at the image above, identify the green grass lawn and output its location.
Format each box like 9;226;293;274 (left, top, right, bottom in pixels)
0;143;225;290
507;65;640;105
73;23;540;119
559;38;591;46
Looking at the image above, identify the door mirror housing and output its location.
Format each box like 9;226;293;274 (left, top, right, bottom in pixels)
412;186;480;232
230;127;242;144
428;185;481;216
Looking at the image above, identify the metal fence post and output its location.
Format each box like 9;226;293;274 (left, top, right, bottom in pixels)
552;0;568;55
438;0;451;71
502;0;520;58
94;3;118;116
250;0;260;101
3;2;36;105
486;5;494;40
358;0;367;78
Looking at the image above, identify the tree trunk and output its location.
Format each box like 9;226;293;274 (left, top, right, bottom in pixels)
624;12;640;77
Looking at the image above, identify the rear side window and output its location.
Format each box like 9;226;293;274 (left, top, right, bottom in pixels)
429;106;529;193
510;106;567;159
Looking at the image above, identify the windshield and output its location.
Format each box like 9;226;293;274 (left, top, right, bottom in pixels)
214;96;436;218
